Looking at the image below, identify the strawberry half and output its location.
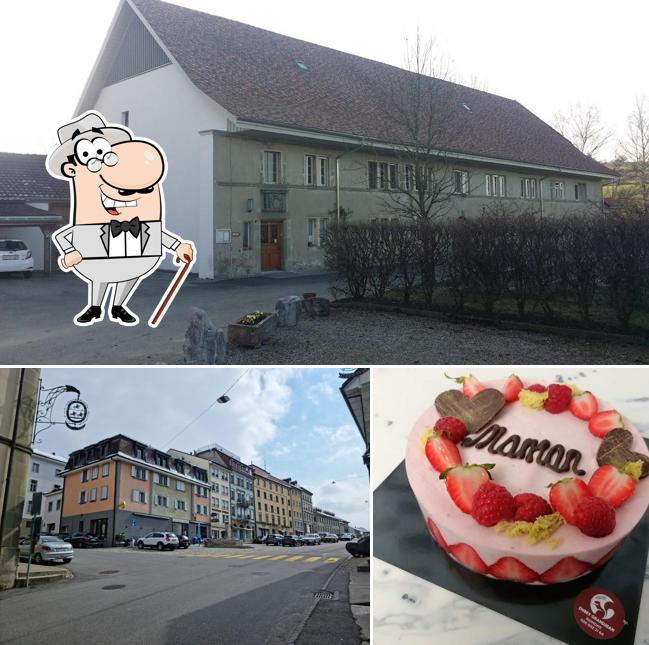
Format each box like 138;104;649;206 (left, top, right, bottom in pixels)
445;373;485;398
488;557;538;583
425;430;461;472
540;557;591;584
502;374;523;403
548;477;591;525
439;463;494;513
569;391;598;420
448;543;488;574
588;462;639;508
588;410;624;438
426;517;448;551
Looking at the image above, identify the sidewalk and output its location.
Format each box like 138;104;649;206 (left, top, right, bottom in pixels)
348;557;370;643
14;562;72;587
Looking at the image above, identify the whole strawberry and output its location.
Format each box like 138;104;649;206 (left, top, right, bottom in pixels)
514;493;553;522
471;482;516;527
575;496;616;537
502;374;523;403
445;373;485;398
544;384;573;414
434;417;468;444
439;463;494;513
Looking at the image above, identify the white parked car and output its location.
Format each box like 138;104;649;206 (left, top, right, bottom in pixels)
136;532;179;551
19;535;74;564
300;533;322;545
0;240;33;278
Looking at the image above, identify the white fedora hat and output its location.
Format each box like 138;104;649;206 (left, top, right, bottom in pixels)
46;111;132;178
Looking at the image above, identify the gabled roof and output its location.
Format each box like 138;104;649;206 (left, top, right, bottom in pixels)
0;153;69;201
122;0;614;178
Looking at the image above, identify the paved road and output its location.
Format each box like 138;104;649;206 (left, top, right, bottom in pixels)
0;271;331;364
0;542;359;645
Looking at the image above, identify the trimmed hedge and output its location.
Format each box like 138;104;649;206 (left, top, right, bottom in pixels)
323;206;649;331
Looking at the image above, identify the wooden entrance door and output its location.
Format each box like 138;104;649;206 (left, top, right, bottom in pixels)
261;221;282;270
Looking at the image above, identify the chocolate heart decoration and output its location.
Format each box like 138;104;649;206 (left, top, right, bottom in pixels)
434;388;505;434
597;427;649;478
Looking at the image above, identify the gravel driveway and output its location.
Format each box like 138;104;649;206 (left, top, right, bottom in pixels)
227;307;649;365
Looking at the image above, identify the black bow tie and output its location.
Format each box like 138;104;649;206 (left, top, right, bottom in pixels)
110;217;141;238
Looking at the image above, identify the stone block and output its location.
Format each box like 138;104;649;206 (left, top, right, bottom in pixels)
183;308;227;364
276;295;302;327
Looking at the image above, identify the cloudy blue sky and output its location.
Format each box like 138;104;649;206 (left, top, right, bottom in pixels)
37;367;369;529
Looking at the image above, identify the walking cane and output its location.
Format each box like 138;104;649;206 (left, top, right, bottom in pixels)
148;252;194;328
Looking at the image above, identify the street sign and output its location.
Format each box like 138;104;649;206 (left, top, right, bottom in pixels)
65;398;89;430
130;519;136;527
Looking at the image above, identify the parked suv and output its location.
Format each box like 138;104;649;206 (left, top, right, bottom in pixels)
137;532;179;551
262;534;284;546
68;532;104;548
0;240;33;278
300;533;321;545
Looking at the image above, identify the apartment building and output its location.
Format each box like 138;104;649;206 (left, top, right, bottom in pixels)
282;478;305;535
313;507;349;536
252;465;293;538
61;435;209;545
299;486;315;534
195;445;254;542
41;487;63;534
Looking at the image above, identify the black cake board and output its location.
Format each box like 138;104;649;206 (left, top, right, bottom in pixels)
374;454;649;645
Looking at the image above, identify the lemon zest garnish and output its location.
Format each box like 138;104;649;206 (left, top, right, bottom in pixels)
420;428;435;452
565;382;582;395
546;538;563;550
518;389;549;410
494;512;564;546
622;460;644;481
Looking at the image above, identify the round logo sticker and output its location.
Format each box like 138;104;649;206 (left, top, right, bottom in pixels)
573;587;625;639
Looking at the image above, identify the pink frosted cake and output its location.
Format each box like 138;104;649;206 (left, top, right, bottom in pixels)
405;375;649;584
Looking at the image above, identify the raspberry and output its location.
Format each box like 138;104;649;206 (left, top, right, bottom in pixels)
471;482;516;527
528;384;547;393
514;493;553;522
575;496;616;537
544;384;573;414
434;417;467;444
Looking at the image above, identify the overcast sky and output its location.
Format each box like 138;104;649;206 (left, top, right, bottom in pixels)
1;0;646;160
37;367;370;529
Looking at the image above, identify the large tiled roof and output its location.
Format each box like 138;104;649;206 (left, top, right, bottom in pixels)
132;0;614;177
0;202;62;221
0;153;69;201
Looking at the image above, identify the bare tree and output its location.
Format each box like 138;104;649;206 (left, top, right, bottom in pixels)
552;104;612;159
374;31;467;220
618;97;649;215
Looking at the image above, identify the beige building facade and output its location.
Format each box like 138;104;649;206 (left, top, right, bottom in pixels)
253;465;293;538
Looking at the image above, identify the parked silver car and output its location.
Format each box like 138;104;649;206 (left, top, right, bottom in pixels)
19;535;74;564
300;533;322;545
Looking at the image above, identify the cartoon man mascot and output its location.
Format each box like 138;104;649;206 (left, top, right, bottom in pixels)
47;111;194;326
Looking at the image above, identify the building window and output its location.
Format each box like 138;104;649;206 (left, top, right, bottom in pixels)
56;499;61;510
308;218;328;248
121;110;129;127
552;181;565;200
81;469;89;483
176;499;187;511
29;479;37;492
263;151;281;184
318;157;329;186
241;221;253;251
575;183;587;201
155;495;168;507
90;488;97;502
32;463;39;473
80;491;86;504
91;466;99;480
453;170;469;194
154;473;169;487
132;490;147;504
176;480;185;492
486;174;506;197
368;161;390;189
47;501;53;513
55;469;62;477
102;463;109;477
405;165;415;191
202;505;208;515
305;155;315;185
131;466;147;481
101;486;109;500
520;177;537;200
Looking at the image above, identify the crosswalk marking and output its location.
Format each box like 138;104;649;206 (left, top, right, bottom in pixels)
269;555;288;561
285;555;304;561
324;557;340;563
252;555;271;560
304;556;321;563
174;550;344;565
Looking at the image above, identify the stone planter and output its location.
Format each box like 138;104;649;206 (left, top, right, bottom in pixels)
228;312;277;348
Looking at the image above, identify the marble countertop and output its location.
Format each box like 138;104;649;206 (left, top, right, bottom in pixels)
372;367;649;645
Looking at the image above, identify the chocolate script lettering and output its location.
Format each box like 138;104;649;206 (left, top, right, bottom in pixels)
461;424;586;476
